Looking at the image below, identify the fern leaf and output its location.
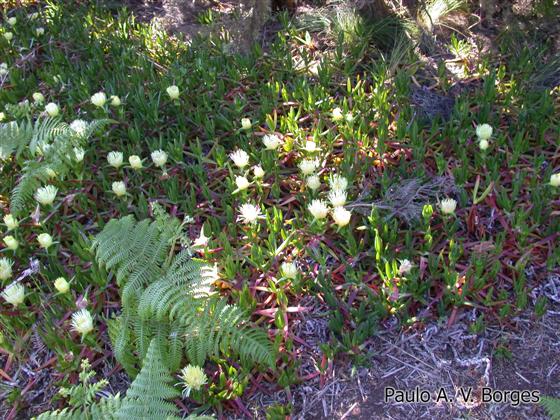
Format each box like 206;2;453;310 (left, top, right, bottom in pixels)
116;339;180;420
541;396;560;420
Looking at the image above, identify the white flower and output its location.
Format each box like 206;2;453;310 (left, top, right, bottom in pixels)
345;112;354;123
0;258;13;281
230;149;249;169
308;199;329;219
129;155;143;169
476;123;493;140
35;27;45;36
238;203;262;224
179;365;207;397
253;165;265;178
166;85;180;99
193;229;209;248
112;181;127;197
1;282;24;307
241;118;251;130
107;151;123;168
54;277;69;294
329;175;348;191
332;206;351;227
69;119;88;136
110;95;121;106
3;235;18;251
399;259;413;275
328;189;347;207
35;185;58;206
280;262;298;279
235;176;250;191
37;233;53;249
3;32;13;41
550;173;560;187
298;159;319;175
440;198;457;215
0;112;5;121
7;17;17;26
332;107;344;121
73;147;85;162
32;92;45;103
90;92;107;107
71;309;94;336
262;134;281;150
479;139;489;150
3;214;18;230
0;62;7;76
45;102;59;117
151;150;168;167
304;140;318;152
306;175;321;191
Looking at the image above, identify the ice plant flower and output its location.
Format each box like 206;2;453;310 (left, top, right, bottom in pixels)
36;27;45;36
70;119;88;136
151;150;168;167
332;107;344;121
54;277;70;294
73;147;85;162
476;123;493;140
0;63;7;76
71;309;94;337
262;134;281;150
129;155;143;169
479;139;489;150
112;181;127;197
235;176;250;191
32;92;45;103
328;189;347;207
3;235;18;251
110;95;121;106
241;118;252;130
35;185;58;206
45;102;59;117
230;149;249;169
1;282;24;307
329;175;348;191
179;365;208;397
399;259;413;275
550;173;560;187
253;165;265;179
37;233;53;249
7;17;17;26
440;198;457;215
91;92;107;107
280;262;298;279
0;258;13;281
345;112;354;123
238;203;261;224
306;175;321;191
304;140;318;152
107;151;123;168
3;32;13;42
3;214;18;230
308;200;329;219
298;159;319;176
166;85;180;99
332;206;351;227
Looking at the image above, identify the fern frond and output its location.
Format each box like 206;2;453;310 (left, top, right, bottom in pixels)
33;394;122;420
10;162;52;215
0;120;33;158
541;396;560;420
107;314;139;377
116;339;180;420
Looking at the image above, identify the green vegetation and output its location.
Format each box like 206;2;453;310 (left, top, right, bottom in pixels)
0;0;558;418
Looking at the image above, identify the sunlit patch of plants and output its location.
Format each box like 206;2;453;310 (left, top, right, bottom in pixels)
0;1;559;418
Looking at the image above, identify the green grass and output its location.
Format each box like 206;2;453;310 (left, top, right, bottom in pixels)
0;1;559;417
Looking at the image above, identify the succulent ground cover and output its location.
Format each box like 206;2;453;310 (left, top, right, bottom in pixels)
0;1;559;418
